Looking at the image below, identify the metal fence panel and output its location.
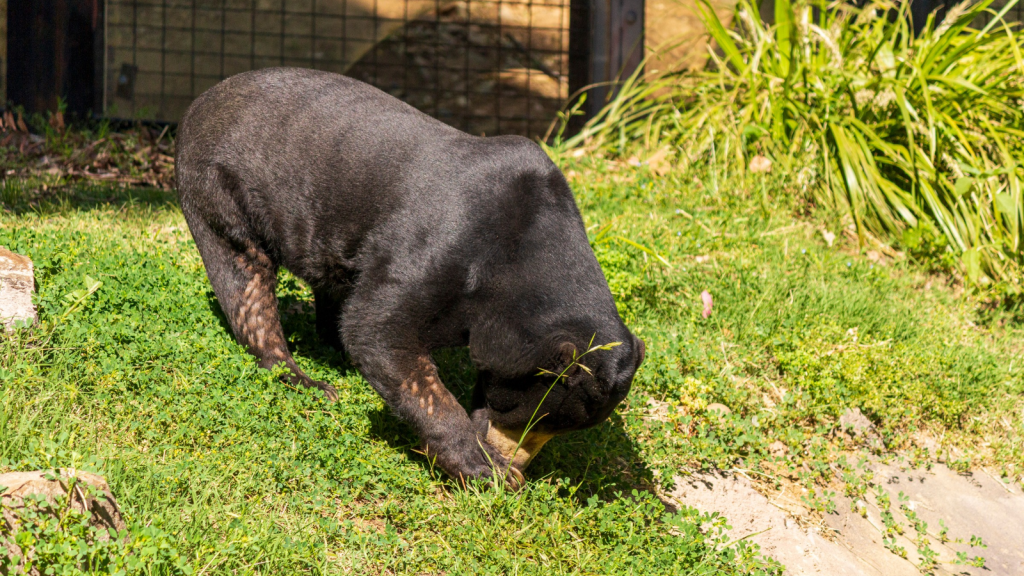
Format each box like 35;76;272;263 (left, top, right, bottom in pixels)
103;0;571;136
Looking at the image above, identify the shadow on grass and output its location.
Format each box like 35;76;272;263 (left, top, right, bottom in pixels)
2;181;177;216
365;404;657;502
204;289;356;376
369;345;659;502
207;283;658;503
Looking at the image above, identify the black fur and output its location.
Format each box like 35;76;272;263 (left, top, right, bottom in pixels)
175;68;644;486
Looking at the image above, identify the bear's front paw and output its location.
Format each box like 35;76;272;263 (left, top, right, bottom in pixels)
431;436;525;490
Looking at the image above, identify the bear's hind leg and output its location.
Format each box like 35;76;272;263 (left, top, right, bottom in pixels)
189;220;338;401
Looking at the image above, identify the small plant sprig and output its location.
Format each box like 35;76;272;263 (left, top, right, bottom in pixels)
799;487;837;515
899;493;940;573
838;457;874;516
873;485;908;558
505;336;624;478
954;535;987;568
60;274;103;321
591;220;671;267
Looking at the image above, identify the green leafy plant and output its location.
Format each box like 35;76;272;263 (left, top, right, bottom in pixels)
563;0;1024;293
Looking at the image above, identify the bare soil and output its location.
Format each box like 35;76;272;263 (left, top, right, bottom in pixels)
663;459;1024;575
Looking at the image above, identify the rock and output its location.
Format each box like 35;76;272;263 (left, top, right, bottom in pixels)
0;247;37;330
838;407;876;438
706;403;732;416
768;440;788;457
823;460;1024;576
1;470;127;569
665;472;920;576
837;408;883;450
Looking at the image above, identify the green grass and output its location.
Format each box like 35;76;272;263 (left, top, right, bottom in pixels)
0;177;777;574
2;144;1023;574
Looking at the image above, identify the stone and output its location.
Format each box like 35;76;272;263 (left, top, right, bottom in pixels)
839;408;877;438
0;247;36;330
1;470;127;570
823;460;1024;576
706;403;732;416
665;472;919;576
664;459;1024;575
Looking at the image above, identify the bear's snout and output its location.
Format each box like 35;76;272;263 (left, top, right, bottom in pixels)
606;335;644;398
575;335;643;428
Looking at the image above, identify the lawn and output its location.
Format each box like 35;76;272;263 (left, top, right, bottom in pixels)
1;132;1022;574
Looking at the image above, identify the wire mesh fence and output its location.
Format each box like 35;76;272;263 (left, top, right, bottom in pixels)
103;0;570;137
972;0;1024;28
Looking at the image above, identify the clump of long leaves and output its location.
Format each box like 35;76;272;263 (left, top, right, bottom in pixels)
564;0;1024;291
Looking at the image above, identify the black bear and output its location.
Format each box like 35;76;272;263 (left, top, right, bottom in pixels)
175;68;644;487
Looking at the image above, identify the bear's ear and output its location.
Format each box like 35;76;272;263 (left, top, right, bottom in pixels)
635;337;646;369
557;341;579;377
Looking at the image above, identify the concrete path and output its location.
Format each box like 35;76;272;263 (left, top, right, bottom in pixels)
664;460;1024;575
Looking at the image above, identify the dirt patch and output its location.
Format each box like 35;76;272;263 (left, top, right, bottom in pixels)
1;117;175;192
664;460;1024;575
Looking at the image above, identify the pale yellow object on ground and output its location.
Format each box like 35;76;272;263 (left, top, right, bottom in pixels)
486;421;555;472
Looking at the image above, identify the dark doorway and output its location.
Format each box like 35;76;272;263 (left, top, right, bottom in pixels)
7;0;101;117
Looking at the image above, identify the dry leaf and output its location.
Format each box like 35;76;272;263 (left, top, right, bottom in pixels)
701;290;713;318
646;146;674;176
748;155;772;173
49;111;65;133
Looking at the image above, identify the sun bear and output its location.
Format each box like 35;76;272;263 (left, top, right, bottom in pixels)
175;68;644;486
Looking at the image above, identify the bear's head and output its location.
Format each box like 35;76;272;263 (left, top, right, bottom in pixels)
471;328;645;471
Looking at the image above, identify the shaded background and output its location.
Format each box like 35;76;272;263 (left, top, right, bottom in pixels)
6;0;1017;138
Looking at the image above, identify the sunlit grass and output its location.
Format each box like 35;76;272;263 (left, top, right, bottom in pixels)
2;138;1023;574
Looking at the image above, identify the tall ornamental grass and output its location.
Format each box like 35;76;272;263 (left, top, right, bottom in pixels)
563;0;1024;292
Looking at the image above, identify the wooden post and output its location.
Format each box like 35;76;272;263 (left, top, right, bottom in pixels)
568;0;645;127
